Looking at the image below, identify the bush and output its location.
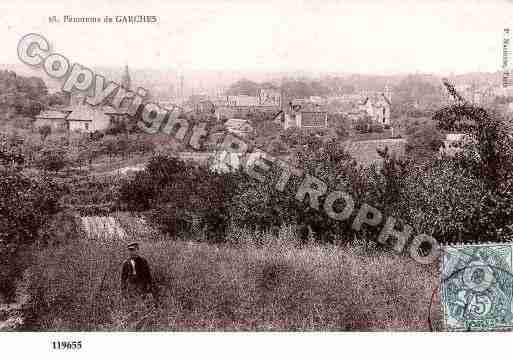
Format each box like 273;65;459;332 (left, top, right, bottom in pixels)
354;117;373;133
433;105;513;240
229;139;370;244
334;122;350;139
405;117;444;159
118;154;242;241
118;155;187;211
398;159;495;243
34;146;68;172
96;135;156;160
370;123;384;133
148;166;238;242
267;138;288;155
0;169;63;300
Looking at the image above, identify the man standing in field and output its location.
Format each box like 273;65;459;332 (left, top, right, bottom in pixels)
121;242;155;301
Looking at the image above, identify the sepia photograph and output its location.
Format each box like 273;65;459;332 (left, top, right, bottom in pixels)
1;0;513;356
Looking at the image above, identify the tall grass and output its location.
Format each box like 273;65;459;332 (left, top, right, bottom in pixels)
21;227;441;331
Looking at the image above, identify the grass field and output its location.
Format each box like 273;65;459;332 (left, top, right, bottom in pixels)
345;139;406;167
21;225;442;331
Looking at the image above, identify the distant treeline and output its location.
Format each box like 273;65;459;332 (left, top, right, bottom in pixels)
0;70;68;120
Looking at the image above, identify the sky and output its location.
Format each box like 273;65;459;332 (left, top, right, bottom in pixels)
1;0;513;75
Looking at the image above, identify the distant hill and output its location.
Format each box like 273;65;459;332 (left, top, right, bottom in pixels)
0;63;505;101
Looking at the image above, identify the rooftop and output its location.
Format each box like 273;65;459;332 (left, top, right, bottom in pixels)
35;110;68;119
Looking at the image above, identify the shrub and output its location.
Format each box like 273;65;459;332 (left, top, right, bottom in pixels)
118;154;243;241
118;155;188;211
334;122;350;139
0;169;63;300
405;117;444;159
398;159;491;243
430;104;513;240
229;139;369;243
370;123;384;133
354;116;373;133
34;146;68;172
267;138;288;155
149;166;239;242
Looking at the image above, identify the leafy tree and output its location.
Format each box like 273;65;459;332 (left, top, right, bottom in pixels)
414;103;513;242
225;79;260;96
281;79;329;99
334;121;350;139
119;155;238;241
433;104;513;190
0;71;48;118
46;91;70;107
404;117;444;159
393;75;440;106
118;155;188;211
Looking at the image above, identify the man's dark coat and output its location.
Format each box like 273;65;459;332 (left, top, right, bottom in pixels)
121;256;153;295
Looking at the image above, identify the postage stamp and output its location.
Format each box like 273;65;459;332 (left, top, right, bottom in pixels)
441;244;513;331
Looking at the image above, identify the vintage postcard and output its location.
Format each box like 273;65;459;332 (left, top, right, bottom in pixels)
1;0;513;356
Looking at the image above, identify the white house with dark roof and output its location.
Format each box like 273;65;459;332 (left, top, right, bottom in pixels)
360;87;392;126
33;66;134;133
63;93;131;132
66;105;111;132
34;95;129;133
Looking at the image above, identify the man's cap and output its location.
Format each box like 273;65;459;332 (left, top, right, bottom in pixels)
127;242;139;249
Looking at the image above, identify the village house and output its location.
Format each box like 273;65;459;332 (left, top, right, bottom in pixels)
359;87;392;126
34;95;130;133
34;110;69;131
282;100;328;129
65;105;111;132
33;66;133;133
324;87;392;126
215;89;282;119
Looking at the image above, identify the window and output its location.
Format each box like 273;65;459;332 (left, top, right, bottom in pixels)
84;122;89;131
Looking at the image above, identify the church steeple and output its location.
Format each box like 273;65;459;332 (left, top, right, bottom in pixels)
121;65;131;90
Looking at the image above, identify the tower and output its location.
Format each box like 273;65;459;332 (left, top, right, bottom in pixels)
121;65;131;90
503;28;511;88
